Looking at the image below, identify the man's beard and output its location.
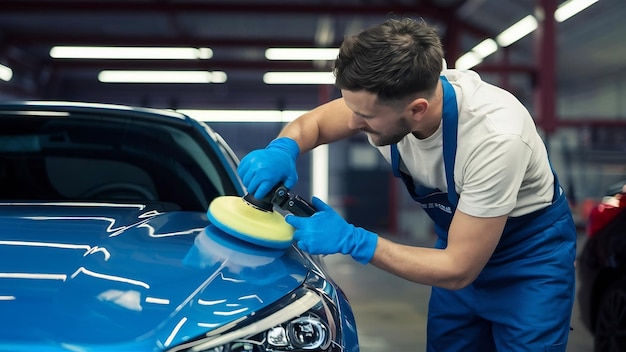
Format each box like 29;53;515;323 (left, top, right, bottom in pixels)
364;117;412;146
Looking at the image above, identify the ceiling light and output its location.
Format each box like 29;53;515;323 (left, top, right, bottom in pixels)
50;46;213;60
496;15;538;47
555;0;599;22
454;52;483;70
178;109;308;123
311;144;329;203
455;38;498;70
471;38;499;58
263;72;335;85
0;63;13;82
315;17;335;47
456;0;596;72
98;70;227;83
265;48;339;61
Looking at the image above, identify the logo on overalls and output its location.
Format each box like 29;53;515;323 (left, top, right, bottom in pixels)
421;202;452;214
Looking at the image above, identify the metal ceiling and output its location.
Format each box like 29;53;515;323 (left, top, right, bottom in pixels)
0;0;623;119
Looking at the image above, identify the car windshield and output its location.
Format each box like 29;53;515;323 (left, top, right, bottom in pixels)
0;108;238;211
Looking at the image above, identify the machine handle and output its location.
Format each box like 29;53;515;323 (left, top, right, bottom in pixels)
270;185;317;217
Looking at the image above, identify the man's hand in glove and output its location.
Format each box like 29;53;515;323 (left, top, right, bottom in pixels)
237;137;300;199
285;197;378;264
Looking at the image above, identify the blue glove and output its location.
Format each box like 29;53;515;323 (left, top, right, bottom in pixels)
237;137;300;199
285;197;378;264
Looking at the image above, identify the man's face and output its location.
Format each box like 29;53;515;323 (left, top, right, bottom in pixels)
341;89;412;146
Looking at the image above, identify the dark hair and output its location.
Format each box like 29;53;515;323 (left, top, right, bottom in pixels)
333;18;444;103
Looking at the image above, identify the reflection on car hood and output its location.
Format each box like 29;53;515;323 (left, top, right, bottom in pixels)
0;203;308;350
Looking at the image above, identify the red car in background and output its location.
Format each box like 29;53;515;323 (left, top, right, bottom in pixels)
577;181;626;352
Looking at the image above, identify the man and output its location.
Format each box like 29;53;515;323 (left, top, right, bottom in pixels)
237;17;576;352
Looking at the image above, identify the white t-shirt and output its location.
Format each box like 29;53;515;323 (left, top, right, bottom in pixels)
373;69;554;218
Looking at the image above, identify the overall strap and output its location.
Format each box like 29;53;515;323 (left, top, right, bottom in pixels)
441;76;460;207
549;163;563;202
391;143;401;178
391;144;420;198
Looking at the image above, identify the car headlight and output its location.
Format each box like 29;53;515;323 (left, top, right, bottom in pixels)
168;275;345;352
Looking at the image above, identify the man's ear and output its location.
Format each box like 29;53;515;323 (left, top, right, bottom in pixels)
408;98;429;121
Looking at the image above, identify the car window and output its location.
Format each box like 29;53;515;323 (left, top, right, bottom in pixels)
0;110;238;211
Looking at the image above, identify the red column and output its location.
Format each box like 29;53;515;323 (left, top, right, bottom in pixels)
535;0;558;135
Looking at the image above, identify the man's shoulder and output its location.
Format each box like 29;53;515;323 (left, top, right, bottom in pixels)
441;69;482;83
443;69;507;94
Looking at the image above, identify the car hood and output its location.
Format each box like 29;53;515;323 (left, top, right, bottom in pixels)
0;203;308;350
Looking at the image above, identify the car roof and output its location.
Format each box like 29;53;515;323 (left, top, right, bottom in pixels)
0;100;191;125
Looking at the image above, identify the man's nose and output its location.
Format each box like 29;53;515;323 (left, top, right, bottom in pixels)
348;114;366;130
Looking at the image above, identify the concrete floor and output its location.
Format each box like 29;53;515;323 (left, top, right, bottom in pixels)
322;233;594;352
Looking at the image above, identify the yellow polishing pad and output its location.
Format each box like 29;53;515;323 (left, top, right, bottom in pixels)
207;196;294;248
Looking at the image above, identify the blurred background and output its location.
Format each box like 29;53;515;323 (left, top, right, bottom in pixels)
0;1;622;350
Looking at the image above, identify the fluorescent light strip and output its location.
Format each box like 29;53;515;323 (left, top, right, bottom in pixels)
455;52;483;70
98;70;227;83
263;71;335;85
495;0;596;48
472;38;498;58
555;0;599;22
0;63;13;82
178;109;308;123
496;15;538;47
50;46;213;60
454;38;498;70
265;48;339;61
312;144;329;203
456;0;598;70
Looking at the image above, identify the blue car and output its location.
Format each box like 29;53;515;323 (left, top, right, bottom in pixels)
0;101;359;352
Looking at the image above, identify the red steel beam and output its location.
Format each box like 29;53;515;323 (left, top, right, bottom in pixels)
534;0;558;135
0;1;447;15
5;35;329;48
0;1;494;40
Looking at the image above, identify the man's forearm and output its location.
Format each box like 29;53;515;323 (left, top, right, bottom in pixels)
278;98;357;153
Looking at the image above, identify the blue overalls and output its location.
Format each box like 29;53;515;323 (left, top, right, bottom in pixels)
390;77;577;351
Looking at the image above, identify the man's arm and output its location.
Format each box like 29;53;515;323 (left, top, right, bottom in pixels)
370;210;507;290
237;98;357;198
278;97;359;153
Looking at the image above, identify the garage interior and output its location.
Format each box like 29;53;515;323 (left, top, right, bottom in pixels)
0;1;624;350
